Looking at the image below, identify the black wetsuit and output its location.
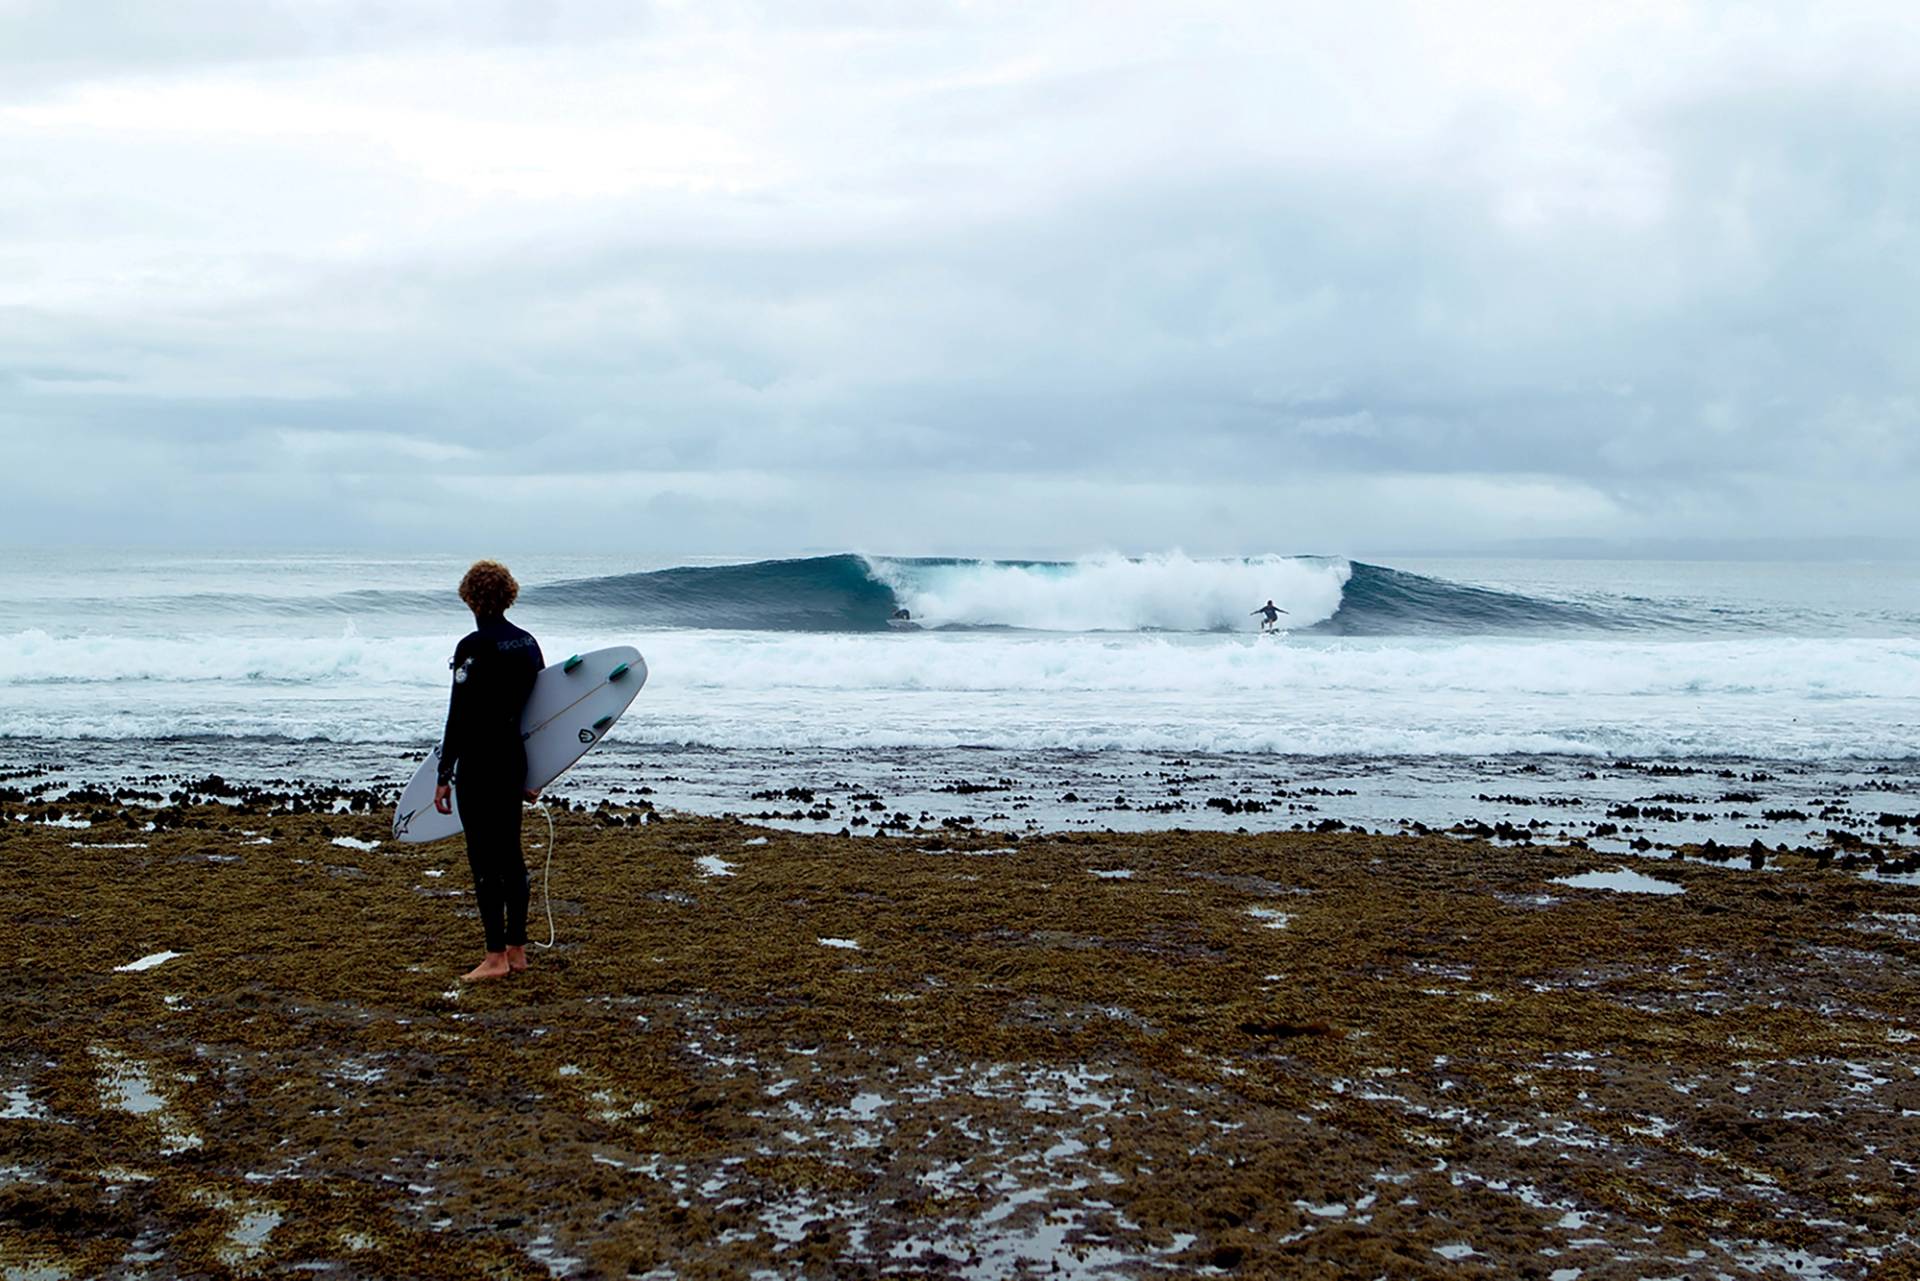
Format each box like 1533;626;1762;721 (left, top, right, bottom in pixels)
438;615;545;953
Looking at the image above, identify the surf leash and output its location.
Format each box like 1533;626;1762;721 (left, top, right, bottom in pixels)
532;800;557;949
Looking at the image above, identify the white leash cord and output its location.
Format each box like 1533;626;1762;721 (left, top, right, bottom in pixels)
533;800;557;949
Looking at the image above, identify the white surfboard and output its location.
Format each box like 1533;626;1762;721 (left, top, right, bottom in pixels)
392;645;647;844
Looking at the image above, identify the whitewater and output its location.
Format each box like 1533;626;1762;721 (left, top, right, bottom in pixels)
2;549;1918;763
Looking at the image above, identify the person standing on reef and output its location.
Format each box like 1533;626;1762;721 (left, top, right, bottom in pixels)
1252;599;1288;634
433;560;545;982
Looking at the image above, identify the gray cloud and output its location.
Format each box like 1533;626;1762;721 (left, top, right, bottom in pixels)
3;2;1917;555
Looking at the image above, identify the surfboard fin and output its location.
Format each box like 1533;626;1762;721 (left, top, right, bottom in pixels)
563;655;583;673
608;662;631;681
592;715;613;730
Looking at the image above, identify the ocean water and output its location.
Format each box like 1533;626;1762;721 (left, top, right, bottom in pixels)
4;550;1918;846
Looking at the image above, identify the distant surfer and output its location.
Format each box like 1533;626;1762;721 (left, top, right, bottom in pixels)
433;560;546;982
1252;599;1288;634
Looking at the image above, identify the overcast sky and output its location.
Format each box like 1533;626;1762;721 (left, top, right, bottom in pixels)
3;1;1917;557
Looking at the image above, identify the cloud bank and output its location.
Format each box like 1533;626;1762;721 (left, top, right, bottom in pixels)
3;1;1917;556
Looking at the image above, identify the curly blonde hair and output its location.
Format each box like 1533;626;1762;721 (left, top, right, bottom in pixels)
458;560;519;617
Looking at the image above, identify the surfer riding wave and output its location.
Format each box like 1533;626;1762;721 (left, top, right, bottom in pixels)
434;559;545;982
1252;599;1288;634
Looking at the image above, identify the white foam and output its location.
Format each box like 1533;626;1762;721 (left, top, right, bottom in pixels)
329;836;379;851
0;627;449;686
867;552;1351;632
696;855;737;877
818;937;860;950
7;624;1920;760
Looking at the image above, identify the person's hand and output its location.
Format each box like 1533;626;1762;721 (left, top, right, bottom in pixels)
433;784;453;815
524;788;540;802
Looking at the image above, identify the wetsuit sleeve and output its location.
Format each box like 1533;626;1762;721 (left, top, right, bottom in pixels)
436;636;474;787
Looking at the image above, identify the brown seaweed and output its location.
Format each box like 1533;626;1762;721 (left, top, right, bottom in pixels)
2;805;1917;1278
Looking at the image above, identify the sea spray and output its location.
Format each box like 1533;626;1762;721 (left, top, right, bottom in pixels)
864;552;1350;632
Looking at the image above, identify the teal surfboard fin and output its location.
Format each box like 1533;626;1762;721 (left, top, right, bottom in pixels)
608;662;631;681
592;715;613;730
563;655;583;673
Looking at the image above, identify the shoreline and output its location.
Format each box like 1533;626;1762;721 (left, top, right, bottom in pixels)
4;801;1917;1277
7;746;1920;873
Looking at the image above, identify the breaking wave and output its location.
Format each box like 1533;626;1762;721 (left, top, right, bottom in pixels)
525;553;1621;635
11;553;1650;636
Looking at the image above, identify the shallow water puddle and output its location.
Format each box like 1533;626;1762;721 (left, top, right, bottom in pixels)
329;835;380;851
1;1261;73;1281
95;1051;164;1115
191;1190;284;1269
526;1231;585;1277
92;1047;202;1155
1712;1237;1849;1279
234;1213;291;1269
695;855;737;877
1296;1198;1353;1218
844;1092;889;1120
888;1191;1195;1281
1552;868;1683;896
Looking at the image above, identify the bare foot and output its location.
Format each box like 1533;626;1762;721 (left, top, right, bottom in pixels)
462;952;511;982
505;945;528;973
